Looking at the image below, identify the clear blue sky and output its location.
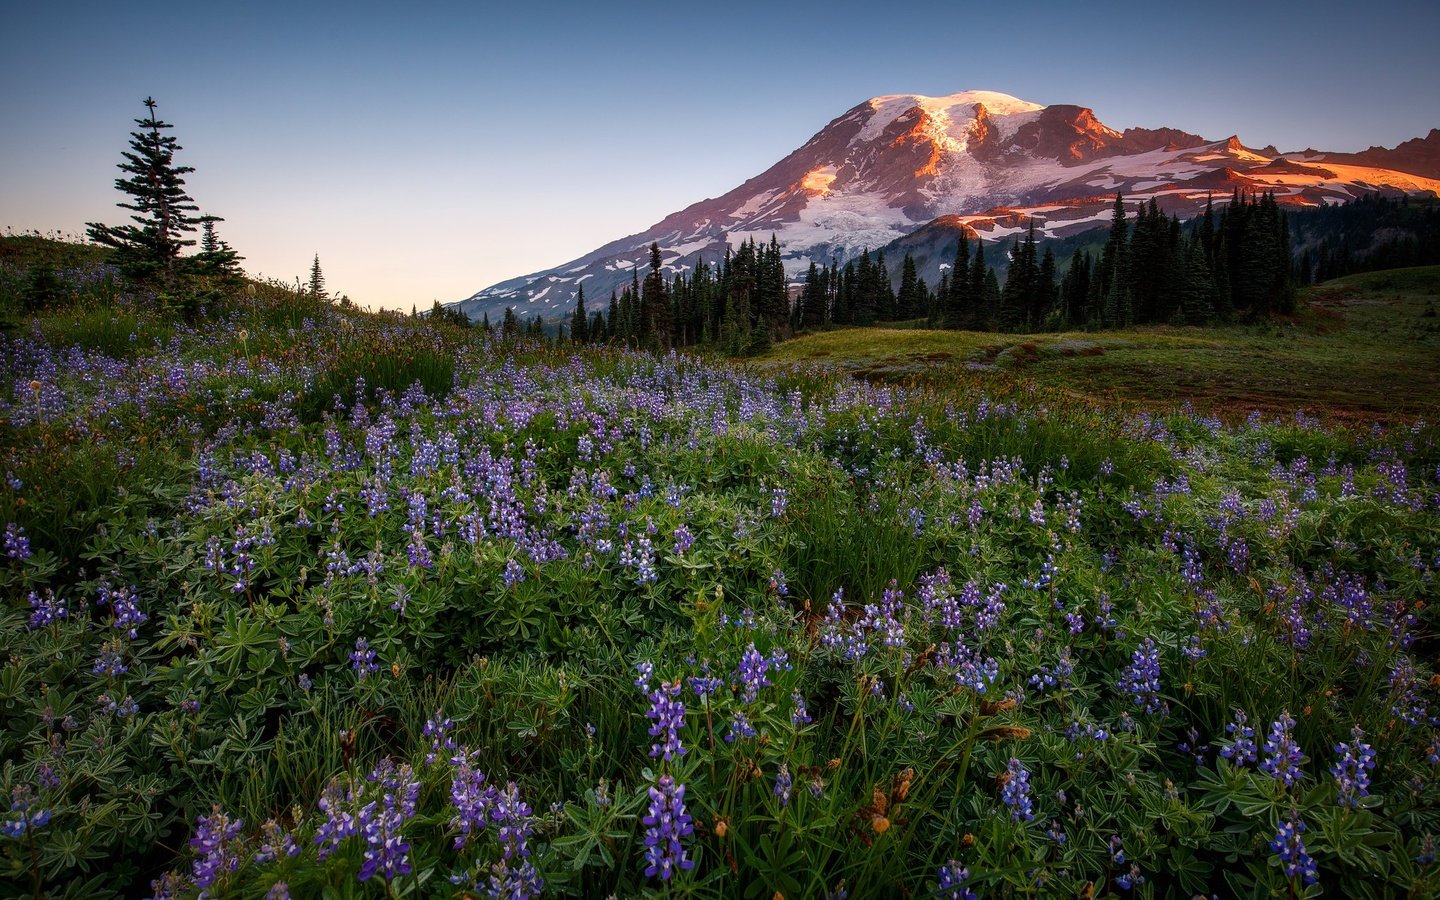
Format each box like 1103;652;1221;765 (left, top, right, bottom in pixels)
4;0;1437;310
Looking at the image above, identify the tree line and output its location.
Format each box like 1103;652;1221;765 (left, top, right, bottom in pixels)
1294;194;1440;283
551;189;1307;352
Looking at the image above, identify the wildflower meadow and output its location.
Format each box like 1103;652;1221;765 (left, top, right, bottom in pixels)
1;252;1438;898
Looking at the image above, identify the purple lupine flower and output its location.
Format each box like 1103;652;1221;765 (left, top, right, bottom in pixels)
423;711;457;766
736;644;772;704
770;486;788;518
188;806;243;891
818;589;847;651
644;679;687;760
3;523;31;561
1331;725;1377;808
92;638;128;678
770;569;789;597
974;582;1006;632
774;764;793;808
356;760;420;883
1029;646;1074;693
150;872;188;900
1109;834;1127;865
1115;862;1145;890
447;780;543;897
1177;727;1209;766
935;861;977;900
406;530;433;570
487;858;544;899
101;583;147;639
725;710;756;743
1389;657;1429;726
350;638;379;679
1260;711;1306;788
254;819;300;863
1220;709;1258;766
791;691;813;726
449;751;498;850
501;558;524;587
672;524;694;556
1;786;51;839
491;781;535;861
314;775;363;859
936;641;1001;694
860;581;907;648
1117;637;1165;714
27;590;67;630
642;775;694;881
1417;834;1436;866
1093;591;1117;631
357;803;410;882
266;883;291;900
1269;815;1319;884
634;661;654;691
688;662;724;702
1001;758;1034;822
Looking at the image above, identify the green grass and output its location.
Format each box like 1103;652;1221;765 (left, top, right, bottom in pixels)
758;266;1440;422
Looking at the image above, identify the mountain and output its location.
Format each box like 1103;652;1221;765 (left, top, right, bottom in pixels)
454;90;1440;322
1290;129;1440;180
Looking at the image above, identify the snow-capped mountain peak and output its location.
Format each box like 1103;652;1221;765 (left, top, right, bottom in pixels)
453;91;1439;322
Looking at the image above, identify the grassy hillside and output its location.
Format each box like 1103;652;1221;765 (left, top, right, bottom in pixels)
759;266;1440;422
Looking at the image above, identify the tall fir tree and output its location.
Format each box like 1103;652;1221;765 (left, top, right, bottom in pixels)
308;254;328;301
944;235;971;329
969;239;989;330
194;216;244;286
1036;246;1057;329
86;97;202;290
570;284;589;343
642;242;672;347
896;254;921;320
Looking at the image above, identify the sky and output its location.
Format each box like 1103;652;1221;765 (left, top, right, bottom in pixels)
3;1;1438;311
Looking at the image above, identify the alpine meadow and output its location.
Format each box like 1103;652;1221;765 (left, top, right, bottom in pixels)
4;8;1440;899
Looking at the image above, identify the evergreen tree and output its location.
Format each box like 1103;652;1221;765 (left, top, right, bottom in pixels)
944;235;971;329
896;254;921;320
874;251;895;320
1060;250;1091;328
308;254;328;301
757;235;789;340
1036;246;1058;329
1177;239;1217;325
799;261;826;329
87;97;202;290
969;240;990;330
981;268;1002;328
194;216;244;286
998;238;1029;332
642;242;672;347
1094;195;1130;324
570;284;589;343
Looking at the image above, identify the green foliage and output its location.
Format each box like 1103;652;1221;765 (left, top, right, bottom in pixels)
1;282;1438;899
